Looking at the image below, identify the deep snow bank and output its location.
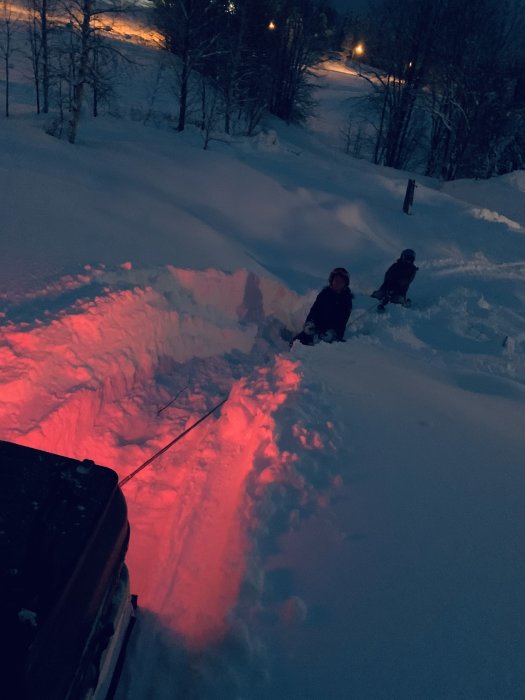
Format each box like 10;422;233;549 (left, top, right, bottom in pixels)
0;265;329;657
0;265;307;466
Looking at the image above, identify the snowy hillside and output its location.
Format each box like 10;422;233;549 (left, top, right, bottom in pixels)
1;35;525;700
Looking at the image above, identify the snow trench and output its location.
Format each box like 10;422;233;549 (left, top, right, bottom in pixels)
0;265;333;668
0;265;307;459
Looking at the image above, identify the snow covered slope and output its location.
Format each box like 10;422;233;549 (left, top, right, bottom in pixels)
1;42;525;699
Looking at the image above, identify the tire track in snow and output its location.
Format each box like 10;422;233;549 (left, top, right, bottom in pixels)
124;358;301;653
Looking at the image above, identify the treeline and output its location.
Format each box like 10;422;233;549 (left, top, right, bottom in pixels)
151;0;339;137
0;0;135;142
356;0;525;179
0;0;339;143
2;0;524;179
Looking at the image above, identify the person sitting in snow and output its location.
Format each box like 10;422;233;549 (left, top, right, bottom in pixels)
371;249;418;310
293;267;353;346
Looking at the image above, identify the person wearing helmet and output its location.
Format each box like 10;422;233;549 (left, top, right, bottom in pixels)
293;267;353;346
371;249;418;310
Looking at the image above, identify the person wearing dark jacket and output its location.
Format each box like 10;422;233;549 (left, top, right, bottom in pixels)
294;267;353;346
371;249;418;309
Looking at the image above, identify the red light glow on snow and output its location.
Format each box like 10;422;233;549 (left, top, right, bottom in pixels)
0;276;306;650
124;355;303;650
292;422;325;449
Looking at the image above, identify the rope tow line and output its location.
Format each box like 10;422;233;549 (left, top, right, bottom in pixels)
348;301;378;327
157;384;189;416
119;397;228;488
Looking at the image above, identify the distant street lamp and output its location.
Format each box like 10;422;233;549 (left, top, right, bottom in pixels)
352;42;365;60
268;20;276;30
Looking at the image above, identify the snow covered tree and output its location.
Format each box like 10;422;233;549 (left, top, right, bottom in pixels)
153;0;222;132
25;0;56;114
423;0;525;179
358;0;442;169
64;0;93;142
46;0;136;143
201;0;272;135
358;0;525;178
153;0;335;132
266;0;330;123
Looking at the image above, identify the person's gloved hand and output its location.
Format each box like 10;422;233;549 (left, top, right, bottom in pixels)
303;320;316;336
320;329;337;343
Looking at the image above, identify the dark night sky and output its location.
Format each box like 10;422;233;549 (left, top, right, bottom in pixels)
330;0;370;13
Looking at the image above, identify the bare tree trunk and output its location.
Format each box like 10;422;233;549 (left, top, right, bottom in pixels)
143;57;166;125
41;0;49;113
26;0;41;113
1;0;14;118
373;76;390;164
177;59;189;131
4;49;9;117
177;21;190;132
92;41;98;116
67;0;92;143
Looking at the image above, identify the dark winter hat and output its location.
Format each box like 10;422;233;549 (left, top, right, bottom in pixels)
329;267;350;286
400;249;416;262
